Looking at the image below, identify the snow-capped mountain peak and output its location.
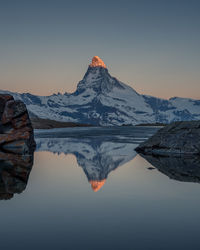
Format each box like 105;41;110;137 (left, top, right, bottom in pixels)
89;56;107;68
76;62;125;94
0;56;200;125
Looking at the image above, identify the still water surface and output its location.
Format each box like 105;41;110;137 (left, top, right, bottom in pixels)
1;126;200;250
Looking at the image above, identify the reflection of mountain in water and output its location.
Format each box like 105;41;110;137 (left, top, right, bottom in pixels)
0;151;34;200
36;137;138;191
140;154;200;183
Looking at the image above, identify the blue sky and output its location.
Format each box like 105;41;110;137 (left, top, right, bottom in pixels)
0;0;199;99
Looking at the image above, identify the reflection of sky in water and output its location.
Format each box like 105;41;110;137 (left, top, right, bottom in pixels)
0;127;200;249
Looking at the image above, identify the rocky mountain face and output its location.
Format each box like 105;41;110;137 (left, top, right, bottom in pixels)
1;56;200;125
0;94;35;154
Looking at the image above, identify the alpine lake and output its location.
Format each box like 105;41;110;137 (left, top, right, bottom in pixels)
1;126;200;250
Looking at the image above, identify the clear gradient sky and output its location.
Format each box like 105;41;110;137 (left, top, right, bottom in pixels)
0;0;199;99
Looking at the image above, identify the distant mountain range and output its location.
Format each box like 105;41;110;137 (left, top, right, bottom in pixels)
1;56;200;125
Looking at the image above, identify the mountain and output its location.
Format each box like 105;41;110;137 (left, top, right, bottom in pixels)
1;56;200;125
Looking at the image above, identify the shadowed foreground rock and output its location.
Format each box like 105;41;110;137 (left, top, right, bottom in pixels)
0;94;35;154
0;151;34;199
0;94;35;199
139;153;200;183
136;121;200;156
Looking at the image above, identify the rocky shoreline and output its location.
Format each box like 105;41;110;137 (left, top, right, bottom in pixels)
136;121;200;156
31;117;93;129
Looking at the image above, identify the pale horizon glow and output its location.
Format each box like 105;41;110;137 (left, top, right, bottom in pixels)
0;0;199;100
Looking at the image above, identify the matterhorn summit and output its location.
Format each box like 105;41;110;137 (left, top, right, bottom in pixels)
1;56;200;125
76;56;129;94
89;56;107;68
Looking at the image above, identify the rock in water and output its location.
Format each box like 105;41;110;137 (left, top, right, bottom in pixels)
0;94;36;154
136;121;200;155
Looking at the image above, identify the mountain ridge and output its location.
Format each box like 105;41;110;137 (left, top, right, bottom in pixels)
1;56;200;126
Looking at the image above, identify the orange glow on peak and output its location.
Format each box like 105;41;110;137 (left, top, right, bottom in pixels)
90;56;106;68
89;179;106;192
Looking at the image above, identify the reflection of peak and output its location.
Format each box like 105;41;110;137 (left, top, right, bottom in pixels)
89;56;106;68
90;179;106;192
35;137;137;191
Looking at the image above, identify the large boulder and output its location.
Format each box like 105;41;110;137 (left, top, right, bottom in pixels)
136;121;200;156
0;94;35;154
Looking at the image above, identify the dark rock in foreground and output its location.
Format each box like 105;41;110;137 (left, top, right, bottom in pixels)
0;94;35;154
139;154;200;183
136;121;200;156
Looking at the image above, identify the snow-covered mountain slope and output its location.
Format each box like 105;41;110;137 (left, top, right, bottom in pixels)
1;56;200;125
